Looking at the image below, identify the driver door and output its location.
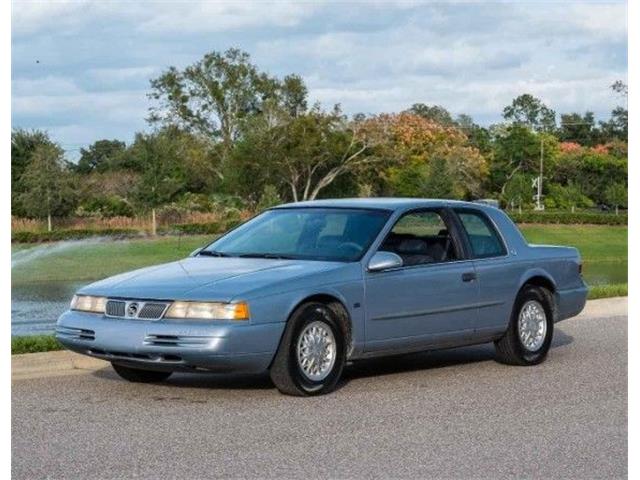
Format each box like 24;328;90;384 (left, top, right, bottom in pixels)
364;209;479;353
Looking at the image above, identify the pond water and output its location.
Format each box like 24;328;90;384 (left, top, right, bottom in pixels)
11;261;627;337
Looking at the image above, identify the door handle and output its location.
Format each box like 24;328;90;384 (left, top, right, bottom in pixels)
462;272;476;282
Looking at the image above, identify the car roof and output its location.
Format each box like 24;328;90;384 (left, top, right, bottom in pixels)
273;198;495;212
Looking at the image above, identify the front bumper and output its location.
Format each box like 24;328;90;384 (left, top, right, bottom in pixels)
56;310;285;373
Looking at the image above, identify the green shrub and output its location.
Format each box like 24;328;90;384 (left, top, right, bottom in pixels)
256;185;281;212
76;195;134;218
12;335;64;354
510;211;627;225
12;228;140;243
173;222;221;235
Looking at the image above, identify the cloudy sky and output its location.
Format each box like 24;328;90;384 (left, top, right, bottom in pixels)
12;0;627;159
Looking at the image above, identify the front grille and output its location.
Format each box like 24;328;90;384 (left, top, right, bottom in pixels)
138;303;168;319
105;299;169;320
106;300;125;317
56;326;95;341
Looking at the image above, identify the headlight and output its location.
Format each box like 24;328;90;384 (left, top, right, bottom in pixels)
70;295;107;314
165;301;250;321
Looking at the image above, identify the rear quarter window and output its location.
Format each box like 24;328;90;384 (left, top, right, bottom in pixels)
456;210;507;258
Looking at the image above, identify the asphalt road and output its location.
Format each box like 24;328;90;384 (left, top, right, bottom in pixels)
12;313;627;479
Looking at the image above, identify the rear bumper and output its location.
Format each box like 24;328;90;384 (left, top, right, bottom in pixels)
555;283;589;322
56;310;285;373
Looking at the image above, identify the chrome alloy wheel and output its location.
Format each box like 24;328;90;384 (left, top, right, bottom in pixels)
518;300;547;352
296;320;337;381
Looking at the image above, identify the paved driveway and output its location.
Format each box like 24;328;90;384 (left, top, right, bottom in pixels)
12;309;627;479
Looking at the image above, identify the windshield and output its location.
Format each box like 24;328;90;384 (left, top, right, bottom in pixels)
202;208;391;262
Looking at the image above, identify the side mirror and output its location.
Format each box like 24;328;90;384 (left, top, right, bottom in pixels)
189;247;203;257
367;251;403;272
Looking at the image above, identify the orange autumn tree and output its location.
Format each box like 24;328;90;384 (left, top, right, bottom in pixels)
360;113;488;199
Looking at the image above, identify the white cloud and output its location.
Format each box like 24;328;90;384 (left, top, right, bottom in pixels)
11;0;627;152
12;0;321;35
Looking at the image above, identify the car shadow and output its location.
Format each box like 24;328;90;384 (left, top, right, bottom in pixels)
91;328;573;393
338;327;574;389
93;367;274;390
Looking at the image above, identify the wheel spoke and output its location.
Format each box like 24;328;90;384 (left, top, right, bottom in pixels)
296;320;337;382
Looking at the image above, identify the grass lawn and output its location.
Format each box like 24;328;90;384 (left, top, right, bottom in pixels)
10;225;626;352
11;225;627;289
518;224;627;263
12;235;214;285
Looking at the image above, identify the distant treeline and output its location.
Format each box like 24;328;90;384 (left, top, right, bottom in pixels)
11;49;628;233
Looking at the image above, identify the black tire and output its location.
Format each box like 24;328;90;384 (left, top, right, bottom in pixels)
494;285;554;366
111;363;173;383
269;302;346;396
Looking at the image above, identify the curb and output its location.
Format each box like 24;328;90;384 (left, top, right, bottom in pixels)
11;296;627;381
12;350;108;381
577;296;627;319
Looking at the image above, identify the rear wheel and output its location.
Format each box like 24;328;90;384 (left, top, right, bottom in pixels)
494;286;554;366
111;363;173;383
269;302;346;396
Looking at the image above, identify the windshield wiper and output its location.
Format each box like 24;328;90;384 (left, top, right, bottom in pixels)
198;250;232;257
236;253;296;260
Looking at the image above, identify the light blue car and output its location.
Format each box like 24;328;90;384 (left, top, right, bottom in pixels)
56;199;588;396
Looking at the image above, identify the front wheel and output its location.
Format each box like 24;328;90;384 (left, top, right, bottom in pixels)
111;363;173;383
494;286;554;366
269;302;346;396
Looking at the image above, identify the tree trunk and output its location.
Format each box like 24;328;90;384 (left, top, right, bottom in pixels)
151;208;157;236
47;213;52;232
615;205;619;215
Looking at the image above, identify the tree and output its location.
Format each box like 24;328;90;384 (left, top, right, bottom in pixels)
18;143;76;231
256;184;282;211
148;48;280;163
489;124;539;194
279;74;308;118
546;182;593;211
558;112;597;146
379;113;488;199
423;156;454;198
604;183;627;215
11;129;58;216
503;94;556;132
130;129;187;234
76;139;127;173
501;173;531;212
234;105;380;202
600;81;628;141
611;80;628;96
406;103;454;125
600;106;627;141
553;149;627;206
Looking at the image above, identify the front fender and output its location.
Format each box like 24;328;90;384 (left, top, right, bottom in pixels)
245;281;365;357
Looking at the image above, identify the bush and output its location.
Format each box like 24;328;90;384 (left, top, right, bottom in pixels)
12;228;141;243
76;195;134;218
509;211;627;225
156;203;189;224
12;335;64;354
173;222;222;235
256;185;281;212
172;217;244;236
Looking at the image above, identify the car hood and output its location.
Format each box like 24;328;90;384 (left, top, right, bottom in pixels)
79;257;348;301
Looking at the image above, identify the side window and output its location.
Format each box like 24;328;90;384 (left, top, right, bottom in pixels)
380;210;459;266
456;210;506;258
